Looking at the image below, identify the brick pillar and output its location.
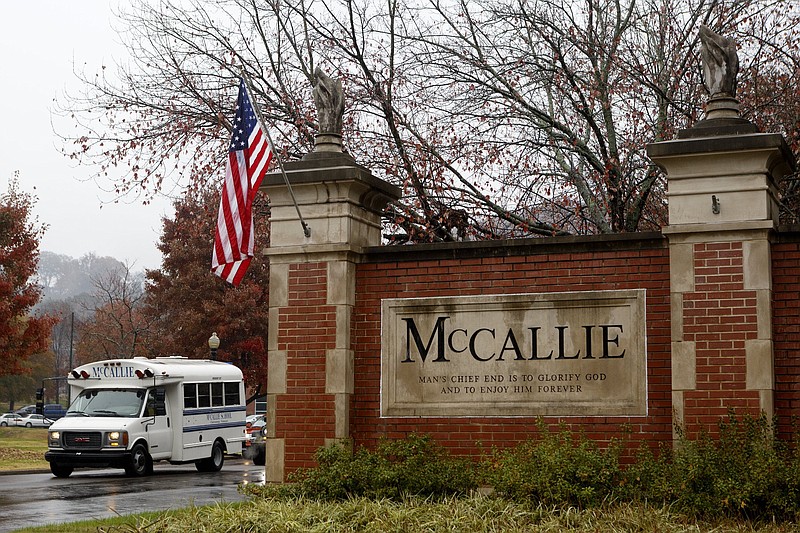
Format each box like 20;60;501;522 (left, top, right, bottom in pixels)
261;151;400;482
648;119;795;439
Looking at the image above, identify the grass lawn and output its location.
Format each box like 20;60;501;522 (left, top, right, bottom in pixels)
4;426;800;532
9;498;800;533
0;426;50;471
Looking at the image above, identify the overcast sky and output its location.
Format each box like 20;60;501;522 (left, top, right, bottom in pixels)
0;1;173;271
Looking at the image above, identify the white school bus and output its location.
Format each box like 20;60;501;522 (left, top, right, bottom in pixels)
45;356;247;478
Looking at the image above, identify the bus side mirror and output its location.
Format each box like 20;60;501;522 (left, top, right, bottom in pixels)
154;388;167;416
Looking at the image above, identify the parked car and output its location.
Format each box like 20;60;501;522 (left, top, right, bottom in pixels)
245;414;266;437
15;405;35;415
246;414;266;426
243;415;267;465
42;404;67;420
15;414;52;428
0;413;21;426
247;426;266;466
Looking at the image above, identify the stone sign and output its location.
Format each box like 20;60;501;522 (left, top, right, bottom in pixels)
381;290;647;417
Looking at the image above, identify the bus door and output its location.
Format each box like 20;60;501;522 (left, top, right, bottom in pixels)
143;387;172;459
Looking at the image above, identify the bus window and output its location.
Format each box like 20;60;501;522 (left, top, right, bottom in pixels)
184;384;197;409
197;383;210;408
211;383;224;406
224;382;239;405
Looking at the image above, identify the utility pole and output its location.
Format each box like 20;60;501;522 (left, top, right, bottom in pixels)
68;311;74;404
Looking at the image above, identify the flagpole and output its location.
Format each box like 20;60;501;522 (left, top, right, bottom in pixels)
239;72;311;239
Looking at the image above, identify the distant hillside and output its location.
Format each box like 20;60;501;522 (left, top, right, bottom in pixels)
35;251;145;315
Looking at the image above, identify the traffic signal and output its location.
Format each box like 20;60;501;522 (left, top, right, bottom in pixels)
35;388;44;415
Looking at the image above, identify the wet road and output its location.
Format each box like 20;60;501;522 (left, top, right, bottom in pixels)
0;457;265;532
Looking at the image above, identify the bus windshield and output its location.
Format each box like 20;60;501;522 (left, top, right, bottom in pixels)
66;388;146;418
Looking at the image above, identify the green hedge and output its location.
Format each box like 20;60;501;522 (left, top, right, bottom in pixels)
257;434;477;500
621;414;800;520
246;414;800;522
483;420;623;507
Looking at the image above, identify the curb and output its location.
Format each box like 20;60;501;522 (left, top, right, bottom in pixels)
0;467;50;475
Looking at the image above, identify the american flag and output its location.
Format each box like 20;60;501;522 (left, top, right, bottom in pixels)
212;79;272;286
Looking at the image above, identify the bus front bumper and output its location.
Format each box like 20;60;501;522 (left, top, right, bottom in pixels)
45;449;134;467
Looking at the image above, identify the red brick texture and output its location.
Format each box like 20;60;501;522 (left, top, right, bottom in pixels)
351;236;673;459
680;242;760;437
773;235;800;439
276;262;337;473
272;231;800;473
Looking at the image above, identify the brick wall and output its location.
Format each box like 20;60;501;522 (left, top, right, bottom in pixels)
276;262;337;472
773;231;800;439
350;234;673;457
681;242;761;436
268;229;800;473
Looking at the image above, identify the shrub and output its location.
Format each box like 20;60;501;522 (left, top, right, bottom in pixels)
375;434;477;497
625;413;800;521
246;415;800;523
482;420;624;507
257;434;478;501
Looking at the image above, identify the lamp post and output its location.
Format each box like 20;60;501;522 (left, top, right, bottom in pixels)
208;332;220;361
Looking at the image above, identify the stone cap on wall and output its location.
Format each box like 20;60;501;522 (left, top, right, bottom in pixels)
262;152;401;215
648;132;795;165
361;231;666;262
647;132;797;178
774;225;800;242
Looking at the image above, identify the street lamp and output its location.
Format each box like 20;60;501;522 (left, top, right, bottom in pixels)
208;332;220;361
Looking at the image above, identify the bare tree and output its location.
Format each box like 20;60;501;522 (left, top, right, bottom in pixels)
76;263;156;361
56;0;800;240
36;299;78;396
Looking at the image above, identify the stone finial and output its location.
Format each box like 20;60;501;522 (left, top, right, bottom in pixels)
312;67;345;152
699;26;740;120
699;26;738;98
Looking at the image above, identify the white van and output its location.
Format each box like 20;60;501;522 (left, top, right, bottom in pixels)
45;357;247;478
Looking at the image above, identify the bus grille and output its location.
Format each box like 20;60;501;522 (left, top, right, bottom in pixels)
63;432;102;449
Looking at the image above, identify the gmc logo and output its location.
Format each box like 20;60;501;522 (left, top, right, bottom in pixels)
73;437;90;443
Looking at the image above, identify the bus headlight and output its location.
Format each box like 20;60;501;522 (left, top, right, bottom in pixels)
48;431;61;446
106;431;128;447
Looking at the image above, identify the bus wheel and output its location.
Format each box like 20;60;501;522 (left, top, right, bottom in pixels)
50;463;73;478
125;443;152;476
196;440;225;472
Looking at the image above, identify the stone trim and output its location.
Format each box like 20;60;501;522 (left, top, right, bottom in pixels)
646;132;795;171
265;438;285;482
267;350;287;395
363;232;666;262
